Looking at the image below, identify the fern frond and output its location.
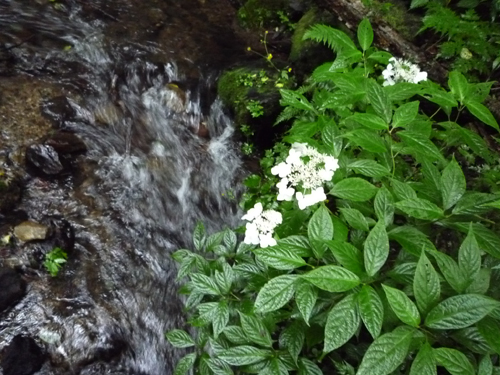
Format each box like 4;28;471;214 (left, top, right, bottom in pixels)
303;24;357;53
275;106;301;125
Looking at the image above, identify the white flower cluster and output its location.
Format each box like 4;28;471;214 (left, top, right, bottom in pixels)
382;57;428;86
271;143;339;210
242;203;282;248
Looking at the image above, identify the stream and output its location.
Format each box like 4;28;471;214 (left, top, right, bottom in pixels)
0;0;248;373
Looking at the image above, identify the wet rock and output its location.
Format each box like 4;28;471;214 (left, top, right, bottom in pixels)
41;96;76;128
0;178;22;214
50;219;75;253
1;335;46;375
14;221;49;242
163;83;187;113
0;268;26;313
44;132;87;155
26;144;64;175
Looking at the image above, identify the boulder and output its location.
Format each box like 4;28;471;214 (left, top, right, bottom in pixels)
25;144;64;175
1;335;46;375
0;268;26;313
14;221;49;242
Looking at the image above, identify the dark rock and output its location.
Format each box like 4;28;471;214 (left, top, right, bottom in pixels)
44;132;87;155
40;96;76;128
0;268;26;313
25;144;64;175
50;219;75;253
0;178;22;214
1;335;46;375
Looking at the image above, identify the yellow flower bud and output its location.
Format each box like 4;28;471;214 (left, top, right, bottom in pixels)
267;53;273;60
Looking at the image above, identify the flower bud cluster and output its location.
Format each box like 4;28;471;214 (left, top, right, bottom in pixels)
271;143;339;210
242;203;282;248
382;57;428;86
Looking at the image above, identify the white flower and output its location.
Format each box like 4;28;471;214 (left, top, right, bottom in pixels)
382;57;427;86
296;187;327;210
271;162;291;178
242;203;282;248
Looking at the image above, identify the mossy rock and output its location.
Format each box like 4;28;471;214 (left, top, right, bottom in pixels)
237;0;288;29
370;0;421;41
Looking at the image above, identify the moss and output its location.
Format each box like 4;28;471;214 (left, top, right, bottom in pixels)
217;68;252;122
237;0;288;29
369;0;421;41
289;8;319;62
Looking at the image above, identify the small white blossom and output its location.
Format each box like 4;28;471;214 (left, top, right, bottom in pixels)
242;203;282;248
271;143;339;209
382;57;427;86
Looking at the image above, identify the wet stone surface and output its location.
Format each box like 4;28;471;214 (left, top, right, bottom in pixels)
1;335;46;375
0;267;26;313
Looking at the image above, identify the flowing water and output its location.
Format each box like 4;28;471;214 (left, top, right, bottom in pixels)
0;1;247;373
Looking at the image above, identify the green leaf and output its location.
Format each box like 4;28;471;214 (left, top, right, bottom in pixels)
397;130;445;162
324;294;360;353
441;158;466;210
303;24;358;52
388;262;417;285
213;301;230;338
344;129;387;153
166;329;196;348
394;198;444;221
349;113;388;130
240;313;273;348
193;222;206;251
218;346;270;366
298;358;323;375
254;246;307;270
430;251;467;293
206;358;233;375
456;126;493;162
357;326;414;375
466;268;490;294
321;120;343;158
348;159;390;178
277;236;313;257
433;347;475;375
357;18;373;51
191;273;221;296
308;205;333;258
465;100;499;130
413;251;440;315
295;280;318;324
452;192;499;215
392;101;420;128
389;226;435;256
223;229;237;252
325;240;364;275
223;326;249;345
174;353;197;375
258;358;288;375
477;317;500;355
255;275;297;313
478;355;493;375
374;187;395;226
368;50;393;64
357;285;384;339
384;82;422;101
367;79;392;124
329;178;378;202
279;89;315;112
382;284;421;327
458;225;481;287
339;208;369;231
423;88;458;108
448;71;470;104
301;265;360;292
391;178;417;201
425;294;499;330
279;320;305;363
410;343;437;375
449;222;500;259
410;0;429;8
364;221;389;277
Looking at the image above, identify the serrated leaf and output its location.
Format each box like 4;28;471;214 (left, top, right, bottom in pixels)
425;294;499;329
414;251;440;315
218;346;270;366
340;208;369;231
348;159;390;178
364;221;389;277
258;358;288;375
398;130;445;162
193;222;206;251
308;205;333;258
477;317;500;355
448;71;470;104
240;313;273;348
423;88;458;108
382;284;421;327
166;329;195;348
410;343;437;375
301;265;360;292
385;82;422;101
277;236;313;257
321;120;343;158
458;225;481;287
295;280;318;324
466;100;499;130
174;353;197;375
452;192;500;215
392;101;420;128
298;358;323;375
430;251;467;293
388;262;417;285
357;18;373;51
303;24;358;52
279;320;305;364
223;326;250;345
394;198;444;221
349;113;388;130
324;294;360;353
344;129;388;153
325;240;364;275
223;229;237;252
441;158;466;210
357;326;414;375
478;355;493;375
452;326;493;355
357;285;384;339
255;275;297;313
391;178;417;201
206;358;233;375
191;273;221;295
374;187;395;226
213;301;230;338
330;178;378;202
433;347;475;375
254;246;306;270
367;79;392;124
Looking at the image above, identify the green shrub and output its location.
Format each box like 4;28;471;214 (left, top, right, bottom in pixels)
167;19;500;375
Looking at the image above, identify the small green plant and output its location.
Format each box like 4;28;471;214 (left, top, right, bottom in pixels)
44;247;67;277
277;10;296;31
246;100;264;117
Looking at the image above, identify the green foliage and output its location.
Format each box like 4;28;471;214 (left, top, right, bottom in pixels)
44;247;67;277
168;19;500;375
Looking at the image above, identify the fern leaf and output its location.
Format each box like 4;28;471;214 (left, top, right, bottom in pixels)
303;24;357;53
275;106;301;125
